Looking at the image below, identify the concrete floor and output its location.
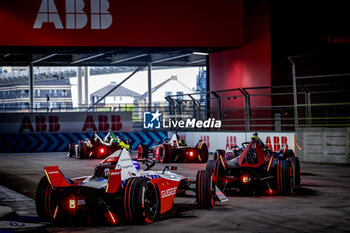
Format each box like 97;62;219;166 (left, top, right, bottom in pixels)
0;152;350;232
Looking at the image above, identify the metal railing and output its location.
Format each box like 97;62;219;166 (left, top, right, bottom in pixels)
1;82;348;131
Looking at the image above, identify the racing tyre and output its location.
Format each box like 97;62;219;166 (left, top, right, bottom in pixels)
213;159;226;191
68;142;75;157
159;144;172;163
137;144;149;159
78;141;88;159
196;170;215;208
275;160;293;195
283;149;295;159
205;160;215;173
199;143;209;163
123;177;159;224
35;176;59;222
214;149;225;160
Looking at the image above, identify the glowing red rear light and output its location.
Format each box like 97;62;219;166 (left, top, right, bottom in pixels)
242;175;249;183
100;148;105;154
69;199;76;209
189;151;194;156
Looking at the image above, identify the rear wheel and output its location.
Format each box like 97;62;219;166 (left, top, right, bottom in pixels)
137;144;149;159
123;177;159;224
198;144;209;163
274;160;293;195
214;149;225;160
68;142;75;157
196;170;215;208
35;176;59;222
159;144;172;163
78;141;88;159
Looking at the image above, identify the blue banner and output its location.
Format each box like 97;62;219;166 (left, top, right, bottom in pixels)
0;132;168;153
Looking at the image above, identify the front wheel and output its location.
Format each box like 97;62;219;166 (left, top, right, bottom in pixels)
214;149;225;160
123;177;159;224
137;144;149;159
213;159;226;191
159;144;172;163
198;144;209;163
68;142;75;157
196;170;215;208
78;141;88;159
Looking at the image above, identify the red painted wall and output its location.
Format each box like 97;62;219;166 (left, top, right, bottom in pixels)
0;0;243;47
209;0;271;130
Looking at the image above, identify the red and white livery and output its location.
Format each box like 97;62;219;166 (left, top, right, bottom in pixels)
36;148;227;225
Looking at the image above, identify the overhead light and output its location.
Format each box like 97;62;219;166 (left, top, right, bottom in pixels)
192;52;209;56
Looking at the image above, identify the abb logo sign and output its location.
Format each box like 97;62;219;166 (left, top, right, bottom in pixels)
34;0;112;29
225;135;288;152
82;115;122;131
226;136;237;150
265;136;288;151
18;114;123;132
20;116;60;132
201;135;210;148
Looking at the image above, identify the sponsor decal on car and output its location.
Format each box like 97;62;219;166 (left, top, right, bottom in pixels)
161;187;177;199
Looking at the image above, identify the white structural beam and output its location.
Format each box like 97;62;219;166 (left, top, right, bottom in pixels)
84;66;89;106
71;54;104;64
111;54;148;64
32;54;57;64
148;63;152;110
29;64;34;112
77;67;83;108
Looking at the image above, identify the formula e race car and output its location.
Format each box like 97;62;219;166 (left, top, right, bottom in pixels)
36;148;227;225
68;131;131;159
206;133;301;195
137;132;208;163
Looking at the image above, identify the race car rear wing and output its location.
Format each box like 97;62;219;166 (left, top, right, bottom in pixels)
44;166;73;188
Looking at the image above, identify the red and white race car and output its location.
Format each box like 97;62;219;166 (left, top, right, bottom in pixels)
35;149;227;225
137;132;209;163
68;132;131;159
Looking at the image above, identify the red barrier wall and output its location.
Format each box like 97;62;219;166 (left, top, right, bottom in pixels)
209;0;271;130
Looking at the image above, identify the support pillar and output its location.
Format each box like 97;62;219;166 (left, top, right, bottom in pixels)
29;64;34;112
77;67;83;109
289;58;299;129
84;66;89;107
148;63;152;111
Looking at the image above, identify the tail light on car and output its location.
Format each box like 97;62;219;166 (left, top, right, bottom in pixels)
242;175;249;184
100;148;105;154
189;151;194;157
269;188;273;195
69;199;76;209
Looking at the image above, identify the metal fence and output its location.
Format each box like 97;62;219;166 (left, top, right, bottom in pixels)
1;80;348;131
2;54;349;131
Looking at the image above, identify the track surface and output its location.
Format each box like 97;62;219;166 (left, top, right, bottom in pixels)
0;152;350;232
